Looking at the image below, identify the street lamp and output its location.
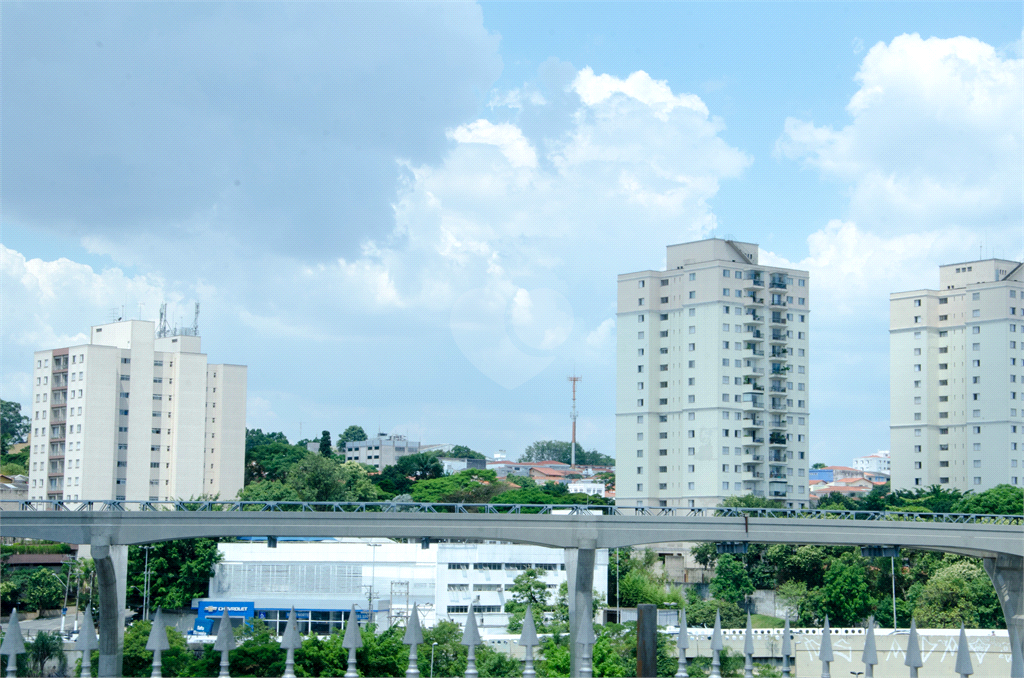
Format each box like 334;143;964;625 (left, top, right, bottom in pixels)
430;641;438;678
50;561;76;636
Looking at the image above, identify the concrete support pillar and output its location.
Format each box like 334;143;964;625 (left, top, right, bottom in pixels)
565;547;595;678
983;554;1023;678
92;536;128;678
636;604;658;678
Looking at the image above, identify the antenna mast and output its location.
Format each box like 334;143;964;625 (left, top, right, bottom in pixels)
158;303;169;338
191;302;200;336
567;374;582;467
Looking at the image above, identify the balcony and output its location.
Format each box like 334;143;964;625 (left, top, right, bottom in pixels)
769;472;787;480
769;385;787;393
769;279;787;289
769;316;787;326
769;433;787;446
748;348;764;357
769;418;786;429
770;365;791;376
770;333;787;343
770;491;788;498
744;276;765;289
747;314;764;322
768;451;787;462
742;416;764;425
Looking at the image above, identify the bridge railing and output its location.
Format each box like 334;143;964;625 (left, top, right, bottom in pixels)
1;500;1020;524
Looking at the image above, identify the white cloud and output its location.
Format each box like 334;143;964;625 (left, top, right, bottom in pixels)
586;318;615;349
488;88;547;109
0;244;171;401
447;120;539;168
571;67;709;120
777;33;1022;233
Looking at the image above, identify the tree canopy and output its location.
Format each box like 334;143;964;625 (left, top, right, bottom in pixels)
520;440;614;466
337;425;368;447
0;399;30;456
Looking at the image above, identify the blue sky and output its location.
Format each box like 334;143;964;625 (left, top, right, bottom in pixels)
2;2;1021;466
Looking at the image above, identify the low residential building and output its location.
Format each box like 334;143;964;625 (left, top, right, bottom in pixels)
852;451;890;476
810;477;884;503
566;480;605;497
808;466;864;483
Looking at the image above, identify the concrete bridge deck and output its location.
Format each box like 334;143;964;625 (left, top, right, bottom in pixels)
2;501;1021;676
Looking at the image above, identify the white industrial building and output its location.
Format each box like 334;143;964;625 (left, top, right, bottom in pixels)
891;258;1024;491
27;319;246;502
195;539;608;634
616;239;811;509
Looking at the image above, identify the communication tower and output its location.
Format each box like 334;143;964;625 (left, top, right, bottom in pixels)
567;374;582;467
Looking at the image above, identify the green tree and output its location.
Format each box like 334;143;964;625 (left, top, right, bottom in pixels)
409;469;501;503
509;568;551;608
617;569;663;607
690;543;719;571
811;463;826;469
805;551;872;627
709;554;754;605
245;428;289;452
337;425;368;447
286;454;380;503
520;440;614;466
913;560;1003;628
318;430;333;457
120;620;192;677
237;480;302;505
396;453;444;481
17;567;64;611
776;580;807;620
952;484;1024;516
245;441;308;484
126;539;222;610
448;445;487;460
719;496;784;509
0;399;30;456
26;631;66;677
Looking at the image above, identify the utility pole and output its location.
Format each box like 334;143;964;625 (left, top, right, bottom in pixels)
567;375;582;468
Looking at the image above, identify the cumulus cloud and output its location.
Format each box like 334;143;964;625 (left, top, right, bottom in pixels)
571;67;709;120
0;245;171;399
447;120;539;168
777;33;1022;233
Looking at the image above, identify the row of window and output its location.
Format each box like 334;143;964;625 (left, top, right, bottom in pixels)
635;481;807;495
637;272;807;287
37;354;85;369
446;562;562;571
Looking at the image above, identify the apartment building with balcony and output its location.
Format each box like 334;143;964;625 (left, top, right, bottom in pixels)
890;258;1024;491
27;320;246;502
615;239;810;509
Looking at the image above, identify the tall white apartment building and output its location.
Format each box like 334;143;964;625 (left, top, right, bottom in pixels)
891;259;1024;491
616;239;811;509
27;320;247;502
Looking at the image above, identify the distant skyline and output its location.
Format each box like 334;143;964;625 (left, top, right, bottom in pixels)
2;2;1021;465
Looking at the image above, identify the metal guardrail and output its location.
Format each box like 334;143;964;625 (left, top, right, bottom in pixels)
0;500;1021;524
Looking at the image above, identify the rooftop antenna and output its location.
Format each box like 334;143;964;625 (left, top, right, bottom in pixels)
568;374;582;467
158;303;169;338
191;302;200;336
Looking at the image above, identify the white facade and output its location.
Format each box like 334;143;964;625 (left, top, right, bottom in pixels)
27;320;246;502
566;480;605;496
204;539;608;633
616;239;811;509
852;451;890;476
343;434;419;470
890;259;1024;491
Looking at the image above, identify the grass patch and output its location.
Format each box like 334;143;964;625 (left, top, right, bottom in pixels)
751;614;784;628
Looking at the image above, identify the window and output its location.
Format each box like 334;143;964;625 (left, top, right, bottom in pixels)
914;462;922;469
660;347;668;354
660;364;668;372
638;314;645;322
448;562;469;570
660;313;668;321
659;466;667;473
914;316;921;323
637;415;644;423
638;382;644;390
974;477;982;485
638;298;645;306
638;365;644;373
939;363;948;370
689;308;695;317
661;279;668;286
688;447;695;455
973;292;980;301
688;430;695;438
689;291;695;299
939;461;949;467
637;433;643;441
688;360;695;368
723;288;730;296
659;398;668;405
689;343;695;351
914;348;921;355
473;563;502;571
659;449;667;456
637;450;644;458
638;349;645;356
638;280;645;288
914;364;922;371
638;331;645;340
660;381;668;388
